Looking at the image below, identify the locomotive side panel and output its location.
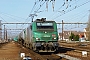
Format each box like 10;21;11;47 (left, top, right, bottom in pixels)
25;25;33;48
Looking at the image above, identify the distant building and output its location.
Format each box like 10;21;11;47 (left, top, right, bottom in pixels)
58;31;84;41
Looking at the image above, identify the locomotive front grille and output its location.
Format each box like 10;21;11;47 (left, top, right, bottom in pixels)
41;37;50;40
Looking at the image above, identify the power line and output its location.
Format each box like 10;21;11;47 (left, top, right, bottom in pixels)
78;11;89;22
48;0;80;19
0;15;7;23
1;22;87;24
20;0;40;29
30;0;38;14
0;12;26;21
0;13;23;22
53;0;90;20
47;0;65;19
64;10;88;23
2;22;31;24
34;1;46;14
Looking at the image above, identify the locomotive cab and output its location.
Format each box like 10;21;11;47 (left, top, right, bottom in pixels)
18;18;59;52
32;18;59;52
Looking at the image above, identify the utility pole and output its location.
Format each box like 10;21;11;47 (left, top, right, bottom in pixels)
29;14;37;22
4;25;5;40
6;29;7;40
0;20;2;40
62;20;63;40
87;10;90;40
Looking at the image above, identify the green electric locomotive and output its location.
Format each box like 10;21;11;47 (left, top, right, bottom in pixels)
19;18;59;52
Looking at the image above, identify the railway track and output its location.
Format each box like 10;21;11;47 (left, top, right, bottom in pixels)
1;41;90;60
18;41;90;60
19;43;72;60
21;41;90;60
59;41;90;60
25;47;68;60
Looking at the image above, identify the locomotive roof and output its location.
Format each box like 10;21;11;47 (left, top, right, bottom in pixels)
33;18;55;23
34;20;55;22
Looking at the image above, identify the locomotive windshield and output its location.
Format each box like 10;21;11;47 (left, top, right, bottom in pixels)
36;22;54;30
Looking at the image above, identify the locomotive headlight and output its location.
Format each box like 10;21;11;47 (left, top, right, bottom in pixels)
36;38;38;40
36;38;40;40
52;37;56;40
54;38;56;39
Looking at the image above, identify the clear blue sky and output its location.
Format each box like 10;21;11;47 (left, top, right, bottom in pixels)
0;0;90;37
